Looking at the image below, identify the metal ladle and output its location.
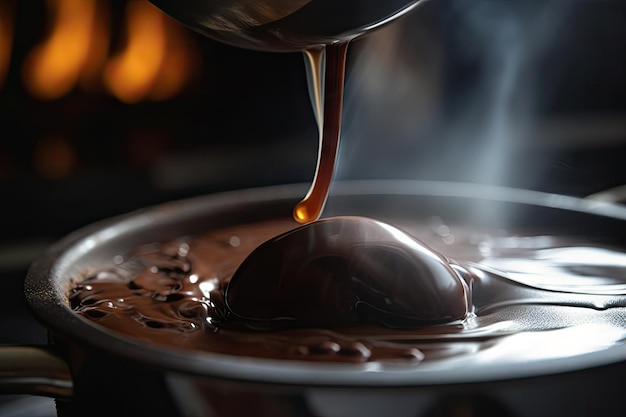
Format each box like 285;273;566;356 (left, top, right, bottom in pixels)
149;0;424;52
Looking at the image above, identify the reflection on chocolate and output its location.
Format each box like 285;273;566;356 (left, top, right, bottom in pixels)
226;216;469;328
69;217;626;364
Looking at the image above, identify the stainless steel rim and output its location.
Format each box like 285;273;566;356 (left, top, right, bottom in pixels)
24;180;626;387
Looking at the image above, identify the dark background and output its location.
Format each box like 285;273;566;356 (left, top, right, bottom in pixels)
0;0;625;414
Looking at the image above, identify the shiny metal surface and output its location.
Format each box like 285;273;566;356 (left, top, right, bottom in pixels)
150;0;424;51
23;181;626;385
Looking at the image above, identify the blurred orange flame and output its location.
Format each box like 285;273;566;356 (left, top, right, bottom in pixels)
0;0;14;89
17;0;196;101
22;0;107;100
104;1;197;103
79;0;111;92
150;13;200;101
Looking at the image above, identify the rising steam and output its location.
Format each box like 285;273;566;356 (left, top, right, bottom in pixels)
337;1;575;190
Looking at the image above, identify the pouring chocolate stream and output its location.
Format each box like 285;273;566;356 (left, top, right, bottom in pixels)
149;0;424;222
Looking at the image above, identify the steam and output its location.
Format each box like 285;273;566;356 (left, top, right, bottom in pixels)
336;1;574;189
337;13;444;180
457;1;573;187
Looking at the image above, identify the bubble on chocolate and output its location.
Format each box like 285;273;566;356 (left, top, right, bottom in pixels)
226;216;470;328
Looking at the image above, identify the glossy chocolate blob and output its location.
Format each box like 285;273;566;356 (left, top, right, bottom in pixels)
226;216;470;328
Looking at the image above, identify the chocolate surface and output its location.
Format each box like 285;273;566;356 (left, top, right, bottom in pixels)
69;216;626;364
226;217;469;328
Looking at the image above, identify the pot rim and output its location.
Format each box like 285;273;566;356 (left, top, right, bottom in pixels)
24;180;626;387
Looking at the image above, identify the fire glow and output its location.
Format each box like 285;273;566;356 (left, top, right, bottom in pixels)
14;0;199;102
22;0;105;100
104;0;198;103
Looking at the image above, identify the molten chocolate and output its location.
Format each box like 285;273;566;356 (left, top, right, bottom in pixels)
226;217;469;328
69;217;626;364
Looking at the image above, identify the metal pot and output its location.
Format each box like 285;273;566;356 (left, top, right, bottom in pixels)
3;180;626;417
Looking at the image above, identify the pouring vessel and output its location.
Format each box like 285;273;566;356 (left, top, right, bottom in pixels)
149;0;424;51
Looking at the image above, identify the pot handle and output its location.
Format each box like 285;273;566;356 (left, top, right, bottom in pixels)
0;345;73;398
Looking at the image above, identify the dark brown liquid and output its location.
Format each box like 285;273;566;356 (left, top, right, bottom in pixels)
226;217;470;328
294;44;348;223
69;218;626;364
